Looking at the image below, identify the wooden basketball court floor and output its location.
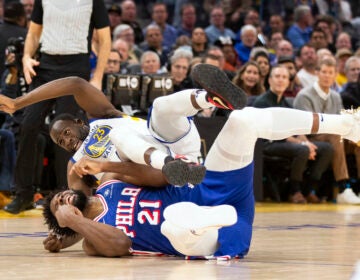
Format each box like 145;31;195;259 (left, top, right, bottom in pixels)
1;203;359;280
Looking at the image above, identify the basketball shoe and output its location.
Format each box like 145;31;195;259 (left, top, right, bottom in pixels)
162;155;206;186
191;63;247;110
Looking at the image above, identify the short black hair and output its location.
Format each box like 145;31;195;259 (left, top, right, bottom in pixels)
48;113;76;133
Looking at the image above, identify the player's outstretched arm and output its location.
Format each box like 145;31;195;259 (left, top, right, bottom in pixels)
70;157;168;188
0;77;123;119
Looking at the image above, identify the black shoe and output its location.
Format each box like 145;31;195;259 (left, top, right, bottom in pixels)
191;63;247;110
162;158;206;186
3;195;34;214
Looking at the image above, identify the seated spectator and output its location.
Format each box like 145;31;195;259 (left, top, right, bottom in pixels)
173;35;192;51
268;31;284;56
341;56;360;93
309;28;328;51
107;3;122;35
140;24;171;68
232;61;265;106
146;3;177;50
205;5;236;45
286;5;313;50
105;49;122;74
335;32;353;51
191;27;208;58
341;60;360;107
268;14;286;36
294;57;360;204
296;44;318;88
278;56;303;97
168;47;193;92
317;48;333;61
176;3;197;38
234;24;258;65
127;50;167;75
213;37;239;72
313;15;336;53
335;48;353;89
253;51;271;90
272;39;294;66
253;66;333;203
120;0;144;44
113;24;143;64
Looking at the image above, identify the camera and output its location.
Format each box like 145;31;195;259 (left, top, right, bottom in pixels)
5;36;25;69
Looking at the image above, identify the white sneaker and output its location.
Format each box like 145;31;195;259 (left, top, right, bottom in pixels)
337;188;360;204
163;202;237;232
340;108;360;145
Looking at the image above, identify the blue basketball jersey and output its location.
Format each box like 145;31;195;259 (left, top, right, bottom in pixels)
94;162;255;259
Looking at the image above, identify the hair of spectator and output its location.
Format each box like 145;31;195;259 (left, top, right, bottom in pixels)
294;5;311;22
170;48;193;65
344;56;360;72
113;24;133;41
241;24;257;36
140;51;160;65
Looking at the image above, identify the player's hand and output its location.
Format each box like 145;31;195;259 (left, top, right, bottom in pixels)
304;141;317;160
55;204;83;228
43;232;62;253
22;56;40;84
0;94;16;114
70;157;103;177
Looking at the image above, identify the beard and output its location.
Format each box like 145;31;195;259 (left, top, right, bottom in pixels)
72;189;88;211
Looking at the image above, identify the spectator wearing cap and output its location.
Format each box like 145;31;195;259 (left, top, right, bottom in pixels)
278;56;302;97
213;36;240;72
0;1;27;78
335;48;353;88
107;4;122;35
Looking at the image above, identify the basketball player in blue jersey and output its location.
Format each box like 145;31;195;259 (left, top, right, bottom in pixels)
40;78;360;259
0;64;247;193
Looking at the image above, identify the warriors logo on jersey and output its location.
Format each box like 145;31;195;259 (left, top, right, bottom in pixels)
84;125;112;158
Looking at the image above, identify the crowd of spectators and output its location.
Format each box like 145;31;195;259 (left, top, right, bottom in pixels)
1;0;360;211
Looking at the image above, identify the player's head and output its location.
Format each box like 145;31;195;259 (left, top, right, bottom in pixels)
49;114;89;153
43;189;88;237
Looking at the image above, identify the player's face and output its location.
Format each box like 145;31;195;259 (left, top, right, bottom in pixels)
50;120;88;153
50;190;88;216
